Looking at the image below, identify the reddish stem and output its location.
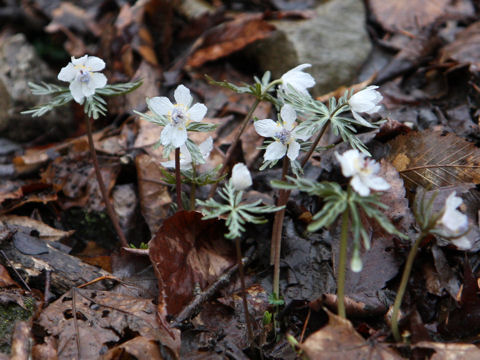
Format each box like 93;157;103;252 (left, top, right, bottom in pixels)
85;117;128;248
175;148;183;210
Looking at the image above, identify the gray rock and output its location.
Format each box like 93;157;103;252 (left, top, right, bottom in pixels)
0;33;73;142
247;0;372;95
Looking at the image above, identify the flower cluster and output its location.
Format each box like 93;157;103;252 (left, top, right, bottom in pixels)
254;104;309;162
335;149;390;196
58;55;107;104
149;85;208;148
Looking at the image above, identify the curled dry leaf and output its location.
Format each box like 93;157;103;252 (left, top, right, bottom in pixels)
0;215;74;242
149;211;235;315
187;17;275;68
439;21;480;72
300;309;401;359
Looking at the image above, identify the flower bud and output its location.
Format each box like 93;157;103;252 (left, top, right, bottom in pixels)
231;163;252;191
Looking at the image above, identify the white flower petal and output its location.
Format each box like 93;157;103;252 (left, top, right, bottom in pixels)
88;72;107;90
281;64;315;95
174;84;192;107
160;159;176;168
335;150;360;177
350;176;371;196
58;63;76;82
69;81;84;104
264;141;287;161
364;175;390;191
71;55;88;66
441;192;468;232
199;136;213;159
280;104;297;130
84;56;105;71
349;86;383;114
286;141;300;161
170;125;188;148
254;119;280;138
451;236;471;250
160;124;175;146
187;103;207;122
81;82;95;97
149;97;174;116
231;163;252;191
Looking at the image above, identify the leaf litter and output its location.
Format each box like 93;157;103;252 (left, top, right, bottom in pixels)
0;0;479;358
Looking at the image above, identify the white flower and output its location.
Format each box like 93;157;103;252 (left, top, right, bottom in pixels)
280;64;315;95
254;104;309;162
231;163;252;191
58;55;107;104
161;137;213;169
439;192;470;250
148;84;207;148
348;85;383;127
335;149;390;196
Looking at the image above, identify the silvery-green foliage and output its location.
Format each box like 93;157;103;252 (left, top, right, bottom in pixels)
279;86;384;155
23;80;142;119
197;181;283;239
272;176;406;270
205;71;280;106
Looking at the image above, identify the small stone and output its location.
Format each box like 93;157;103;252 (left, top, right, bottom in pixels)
246;0;372;95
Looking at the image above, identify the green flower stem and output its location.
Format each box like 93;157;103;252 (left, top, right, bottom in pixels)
85;117;128;248
391;232;426;342
337;207;350;318
272;157;290;297
208;98;261;198
175;148;183;211
235;236;255;345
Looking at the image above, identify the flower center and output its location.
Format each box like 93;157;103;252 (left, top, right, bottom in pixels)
171;107;187;126
275;128;291;145
78;69;91;83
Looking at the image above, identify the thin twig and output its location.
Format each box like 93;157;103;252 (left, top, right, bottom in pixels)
85;117;128;248
72;288;81;360
208;99;261;197
173;247;256;328
0;249;31;292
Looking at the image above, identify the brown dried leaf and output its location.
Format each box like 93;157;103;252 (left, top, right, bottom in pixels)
0;215;74;242
387;128;480;192
369;0;474;33
135;153;172;234
439;21;480;72
187;17;275;68
103;336;164;360
414;341;480;359
39;288;180;359
300;309;401;359
0;264;18;288
149;211;235;315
